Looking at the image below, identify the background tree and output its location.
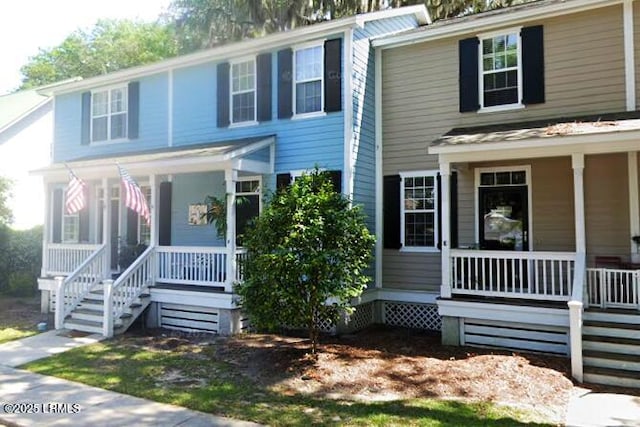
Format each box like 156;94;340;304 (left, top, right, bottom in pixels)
20;19;179;88
0;176;13;226
236;169;375;354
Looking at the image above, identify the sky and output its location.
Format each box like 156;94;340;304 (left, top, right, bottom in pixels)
0;0;171;95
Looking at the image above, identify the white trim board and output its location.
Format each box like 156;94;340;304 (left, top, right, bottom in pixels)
437;299;570;327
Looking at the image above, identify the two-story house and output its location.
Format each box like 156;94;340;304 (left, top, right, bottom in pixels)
34;7;429;339
374;0;640;388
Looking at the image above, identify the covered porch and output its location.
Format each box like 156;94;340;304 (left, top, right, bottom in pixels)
34;136;274;336
431;114;640;383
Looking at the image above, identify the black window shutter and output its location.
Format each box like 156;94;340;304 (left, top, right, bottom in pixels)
79;190;90;243
521;25;545;105
383;175;401;249
459;37;480;113
217;62;230;127
127;81;140;139
127;209;139;245
81;92;91;145
324;38;342;113
277;49;293;119
437;172;458;250
52;189;63;243
276;173;292;191
256;53;272;122
158;182;172;246
327;170;342;193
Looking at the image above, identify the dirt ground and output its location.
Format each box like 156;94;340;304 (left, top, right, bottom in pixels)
0;296;50;329
133;326;579;423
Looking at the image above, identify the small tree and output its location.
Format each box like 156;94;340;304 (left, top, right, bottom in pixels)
236;169;375;354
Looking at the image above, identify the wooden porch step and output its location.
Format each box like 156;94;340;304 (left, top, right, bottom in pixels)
583;366;640;389
63;318;103;334
584;350;640;372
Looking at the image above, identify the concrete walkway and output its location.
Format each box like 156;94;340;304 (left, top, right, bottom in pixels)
0;330;103;368
566;387;640;427
0;331;259;427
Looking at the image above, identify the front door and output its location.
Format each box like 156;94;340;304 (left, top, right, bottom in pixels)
479;185;529;251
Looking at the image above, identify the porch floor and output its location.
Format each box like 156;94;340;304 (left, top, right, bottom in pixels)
447;294;569;309
151;283;226;294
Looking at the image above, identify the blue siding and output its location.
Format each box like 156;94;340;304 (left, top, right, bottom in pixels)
171;35;346;186
171;172;225;246
351;15;420;233
53;73;170;162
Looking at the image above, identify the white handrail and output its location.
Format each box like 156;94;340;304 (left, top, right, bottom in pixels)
104;245;155;337
54;244;108;329
450;249;576;301
45;243;102;276
156;246;228;286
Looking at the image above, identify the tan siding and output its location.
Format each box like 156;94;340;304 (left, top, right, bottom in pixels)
381;5;625;176
585;153;630;264
381;6;627;290
382;250;441;291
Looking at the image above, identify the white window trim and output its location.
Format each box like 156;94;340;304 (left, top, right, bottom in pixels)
474;165;533;251
61;192;80;243
399;170;439;253
477;27;523;113
230;57;257;125
293;42;325;118
137;185;151;245
90;84;129;144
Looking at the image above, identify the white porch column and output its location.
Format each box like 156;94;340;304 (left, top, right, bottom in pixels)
149;174;158;247
624;0;636;111
41;181;51;277
629;152;640;262
225;169;238;293
440;162;452;299
572;154;586;255
102;178;111;273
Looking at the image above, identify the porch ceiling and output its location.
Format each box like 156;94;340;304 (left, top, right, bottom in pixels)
32;135;276;180
429;111;640;162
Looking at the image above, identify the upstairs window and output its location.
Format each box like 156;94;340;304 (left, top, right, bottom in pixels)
91;87;128;142
294;45;323;115
481;33;520;108
459;26;544;113
231;59;256;123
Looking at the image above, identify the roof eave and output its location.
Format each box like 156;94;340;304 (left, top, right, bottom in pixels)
0;97;51;136
373;0;621;49
428;128;640;157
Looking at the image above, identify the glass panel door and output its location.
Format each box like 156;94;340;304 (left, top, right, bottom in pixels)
479;185;528;251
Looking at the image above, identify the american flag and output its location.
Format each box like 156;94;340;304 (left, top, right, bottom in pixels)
65;168;86;214
117;165;150;225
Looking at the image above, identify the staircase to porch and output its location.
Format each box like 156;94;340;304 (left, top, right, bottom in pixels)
582;309;640;389
63;282;151;335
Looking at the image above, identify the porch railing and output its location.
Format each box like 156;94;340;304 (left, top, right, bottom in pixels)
156;246;228;286
235;248;248;282
104;245;155;337
450;249;576;301
586;267;640;310
45;243;103;276
54;244;108;329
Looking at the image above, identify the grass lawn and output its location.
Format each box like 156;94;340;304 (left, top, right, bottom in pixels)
22;335;555;426
0;327;37;345
0;296;45;344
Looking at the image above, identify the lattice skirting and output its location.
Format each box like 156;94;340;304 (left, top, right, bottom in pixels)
383;302;442;331
343;302;375;333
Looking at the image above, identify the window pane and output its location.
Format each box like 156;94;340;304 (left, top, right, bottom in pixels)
483;57;493;71
506;51;517;67
111;88;126;113
92;117;108;141
482;39;493;54
296;80;321;114
496;172;511;185
405;212;435;247
512;171;526;184
480;173;494;186
232;60;255;92
92;91;108;116
296;46;322;81
232;92;255;122
111;113;127;139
